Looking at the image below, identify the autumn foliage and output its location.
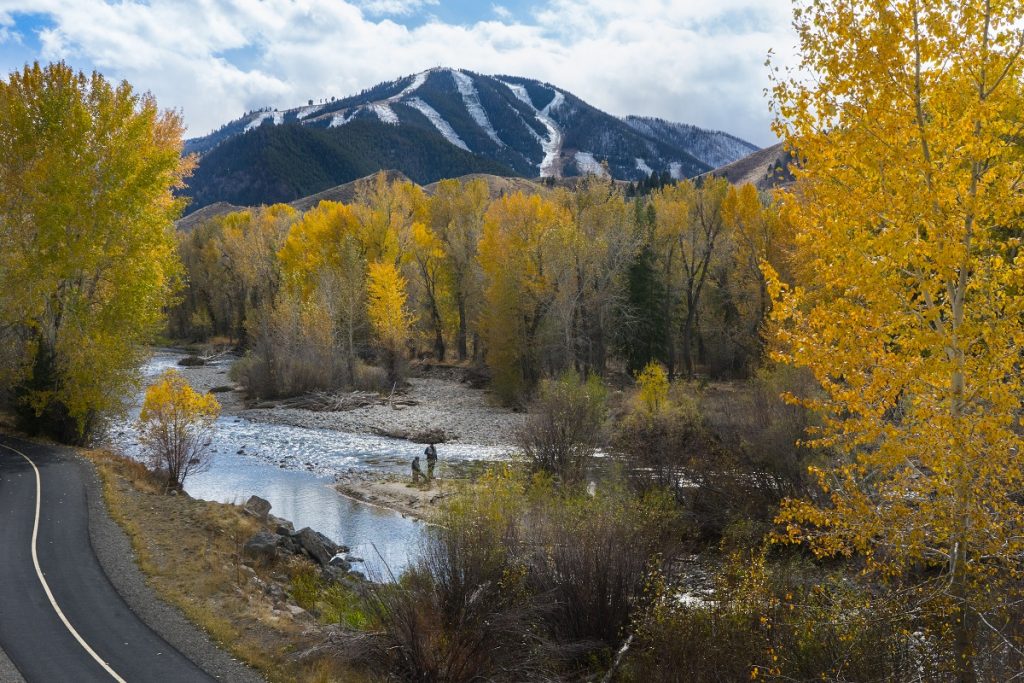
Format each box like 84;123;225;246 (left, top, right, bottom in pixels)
138;369;220;491
768;0;1024;677
0;62;190;441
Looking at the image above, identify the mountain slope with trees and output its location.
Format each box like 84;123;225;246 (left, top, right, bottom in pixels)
181;68;759;213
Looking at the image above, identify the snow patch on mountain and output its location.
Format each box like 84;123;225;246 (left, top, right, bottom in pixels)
244;111;282;132
406;97;470;151
452;70;504;147
669;162;683;180
370;103;400;125
391;70;429;101
329;110;356;128
295;104;323;120
575;152;607;177
500;80;564;177
635;158;653;175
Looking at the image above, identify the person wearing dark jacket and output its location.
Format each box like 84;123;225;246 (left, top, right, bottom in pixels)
411;456;422;484
425;443;438;479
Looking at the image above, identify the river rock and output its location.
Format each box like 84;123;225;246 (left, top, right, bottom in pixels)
295;527;341;566
328;553;352;571
320;565;350;584
242;531;279;565
243;495;272;520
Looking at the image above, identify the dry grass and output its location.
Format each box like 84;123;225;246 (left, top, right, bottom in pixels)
84;448;370;683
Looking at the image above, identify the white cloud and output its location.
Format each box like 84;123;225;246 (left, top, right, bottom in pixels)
358;0;439;16
0;0;797;145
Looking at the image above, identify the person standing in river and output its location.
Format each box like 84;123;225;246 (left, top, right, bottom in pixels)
411;456;422;484
425;443;437;480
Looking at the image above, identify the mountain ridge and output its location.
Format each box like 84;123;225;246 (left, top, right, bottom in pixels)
182;68;761;213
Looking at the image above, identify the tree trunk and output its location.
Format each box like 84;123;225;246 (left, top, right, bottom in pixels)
430;299;445;361
952;538;976;683
456;296;468;361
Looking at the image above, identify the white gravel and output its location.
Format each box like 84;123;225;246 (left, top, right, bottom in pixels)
169;355;525;448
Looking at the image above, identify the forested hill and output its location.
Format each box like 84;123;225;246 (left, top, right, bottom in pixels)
180;68;759;214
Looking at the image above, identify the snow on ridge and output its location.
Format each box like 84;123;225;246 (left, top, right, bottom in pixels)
391;70;429;101
244;111;275;132
405;97;470;151
635;158;653;175
669;162;684;180
498;80;564;177
295;104;323;120
575;151;608;178
541;89;564;116
370;103;400;125
329;110;356;128
452;70;504;147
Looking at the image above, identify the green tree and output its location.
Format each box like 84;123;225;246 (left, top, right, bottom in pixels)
0;62;191;442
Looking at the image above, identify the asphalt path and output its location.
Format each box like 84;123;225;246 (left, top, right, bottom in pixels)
0;435;215;682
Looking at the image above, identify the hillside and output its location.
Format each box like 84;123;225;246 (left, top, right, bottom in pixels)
185;118;514;211
181;68;760;213
704;142;795;190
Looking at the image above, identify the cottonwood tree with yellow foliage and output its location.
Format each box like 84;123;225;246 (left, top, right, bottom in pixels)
0;62;191;442
139;369;220;491
367;261;414;385
769;0;1024;678
478;193;572;403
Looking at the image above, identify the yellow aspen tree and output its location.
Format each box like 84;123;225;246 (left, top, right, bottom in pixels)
429;178;490;361
408;221;450;361
478;192;572;403
722;184;794;355
769;1;1024;678
278;201;367;380
652;178;729;379
0;62;192;442
366;261;414;385
139;369;220;491
555;176;638;375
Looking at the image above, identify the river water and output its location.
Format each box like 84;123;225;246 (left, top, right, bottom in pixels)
108;351;512;577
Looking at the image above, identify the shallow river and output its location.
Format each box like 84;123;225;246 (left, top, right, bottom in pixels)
108;351;512;577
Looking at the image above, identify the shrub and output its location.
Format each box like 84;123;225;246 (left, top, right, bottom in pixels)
352;361;389;393
517;370;606;485
360;468;550;681
624;550;923;682
138;369;220;491
359;468;686;679
231;291;349;398
614;388;708;502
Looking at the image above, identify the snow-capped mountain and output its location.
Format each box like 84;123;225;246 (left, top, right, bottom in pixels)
622;116;760;170
182;68;759;213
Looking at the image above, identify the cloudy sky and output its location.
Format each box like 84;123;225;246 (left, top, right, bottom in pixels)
0;1;797;146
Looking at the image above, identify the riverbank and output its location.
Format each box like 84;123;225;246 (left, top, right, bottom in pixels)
85;446;371;682
166;351;525;448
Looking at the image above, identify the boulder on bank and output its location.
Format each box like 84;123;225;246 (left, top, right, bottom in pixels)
242;531;279;565
295;527;343;566
243;495;272;521
177;355;206;367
